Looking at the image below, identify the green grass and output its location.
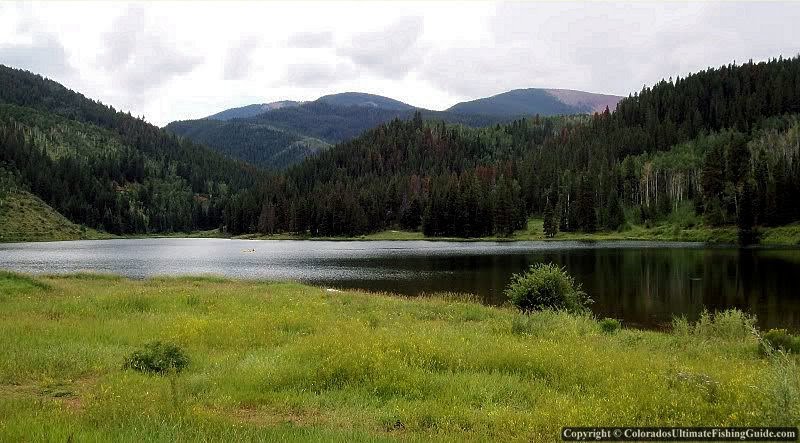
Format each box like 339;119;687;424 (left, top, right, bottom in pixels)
240;220;740;243
0;190;110;242
759;223;800;246
0;273;797;441
204;219;800;245
510;219;739;243
123;229;228;240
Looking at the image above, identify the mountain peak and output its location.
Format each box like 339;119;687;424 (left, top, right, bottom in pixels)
315;92;416;111
447;88;623;117
206;100;303;121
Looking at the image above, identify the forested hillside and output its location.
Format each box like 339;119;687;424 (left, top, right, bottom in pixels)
0;65;259;235
165;101;510;169
164;118;330;169
221;57;800;241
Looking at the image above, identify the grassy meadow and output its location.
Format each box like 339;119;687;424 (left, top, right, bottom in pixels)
0;272;798;441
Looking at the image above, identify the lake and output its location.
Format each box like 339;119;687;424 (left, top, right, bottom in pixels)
1;238;799;331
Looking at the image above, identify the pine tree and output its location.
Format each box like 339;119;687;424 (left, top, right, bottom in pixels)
737;180;758;245
542;199;557;238
493;175;515;237
258;201;276;234
605;190;625;231
575;178;597;233
701;142;725;206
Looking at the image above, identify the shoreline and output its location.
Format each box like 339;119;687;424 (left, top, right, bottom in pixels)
3;226;799;246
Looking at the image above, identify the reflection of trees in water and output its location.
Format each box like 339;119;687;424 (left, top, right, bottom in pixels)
565;248;800;331
318;247;800;331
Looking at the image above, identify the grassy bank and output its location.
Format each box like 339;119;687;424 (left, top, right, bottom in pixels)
240;219;800;245
0;272;797;441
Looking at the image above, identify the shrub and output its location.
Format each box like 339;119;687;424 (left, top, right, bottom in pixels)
761;329;800;355
692;309;756;340
504;263;591;314
671;315;691;336
599;318;621;334
756;338;800;425
124;341;189;375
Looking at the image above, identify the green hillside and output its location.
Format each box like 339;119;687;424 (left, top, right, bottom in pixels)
0;188;107;242
0;65;259;236
164;118;330;169
165;100;511;169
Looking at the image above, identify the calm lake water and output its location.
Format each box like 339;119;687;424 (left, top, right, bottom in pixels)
1;238;799;331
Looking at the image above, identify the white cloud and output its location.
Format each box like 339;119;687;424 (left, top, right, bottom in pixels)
224;36;262;80
0;1;798;126
96;5;203;106
285;62;357;87
0;33;74;79
286;31;334;49
338;16;428;79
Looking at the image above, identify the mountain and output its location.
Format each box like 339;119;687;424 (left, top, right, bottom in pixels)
165;100;510;169
447;88;623;117
205;92;412;122
169;89;623;170
544;89;622;113
207;101;302;121
316;92;416;111
0;64;258;235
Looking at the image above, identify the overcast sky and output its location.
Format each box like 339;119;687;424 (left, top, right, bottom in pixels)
1;1;798;126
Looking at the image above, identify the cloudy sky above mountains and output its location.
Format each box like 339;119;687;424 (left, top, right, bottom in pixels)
1;1;798;126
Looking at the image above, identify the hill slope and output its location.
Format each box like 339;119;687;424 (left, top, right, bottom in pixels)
164;118;330;169
0;184;107;242
0;64;259;236
316;92;416;111
447;88;623;117
166;101;510;169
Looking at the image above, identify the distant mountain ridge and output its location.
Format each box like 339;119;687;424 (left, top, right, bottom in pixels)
166;101;509;169
167;88;622;169
207;100;303;121
544;89;622;113
446;88;622;117
316;92;416;111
